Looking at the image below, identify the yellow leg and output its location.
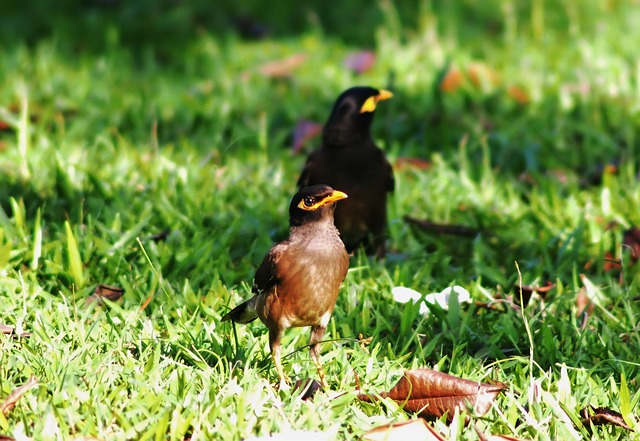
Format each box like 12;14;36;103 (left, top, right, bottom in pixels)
270;329;289;390
309;325;328;389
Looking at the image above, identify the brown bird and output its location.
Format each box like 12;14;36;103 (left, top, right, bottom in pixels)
221;185;349;389
297;86;394;257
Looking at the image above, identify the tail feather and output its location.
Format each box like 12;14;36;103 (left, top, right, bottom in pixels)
221;297;258;324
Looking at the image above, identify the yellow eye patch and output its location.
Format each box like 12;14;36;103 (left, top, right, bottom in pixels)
360;96;378;113
297;191;349;211
359;89;393;113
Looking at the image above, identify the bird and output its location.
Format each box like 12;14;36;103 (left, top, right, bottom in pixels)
297;86;395;258
221;185;349;389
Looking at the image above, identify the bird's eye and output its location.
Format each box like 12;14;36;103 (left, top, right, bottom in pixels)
303;196;315;207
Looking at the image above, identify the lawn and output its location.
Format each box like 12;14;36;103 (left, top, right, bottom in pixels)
1;0;639;439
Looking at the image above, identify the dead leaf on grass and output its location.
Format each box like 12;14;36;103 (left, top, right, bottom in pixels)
1;376;38;415
507;86;530;104
440;66;463;93
363;419;445;441
292;378;321;400
358;369;506;422
394;157;432;171
292;120;323;154
343;50;376;74
514;281;555;307
623;226;640;264
580;405;632;431
258;53;307;78
0;324;31;338
86;284;125;304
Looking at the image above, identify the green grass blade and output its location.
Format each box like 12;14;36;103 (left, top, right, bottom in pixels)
65;220;84;288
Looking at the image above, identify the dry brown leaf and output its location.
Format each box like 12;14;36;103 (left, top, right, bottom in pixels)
0;324;31;338
86;284;125;304
0;435;16;441
1;376;38;415
394;157;432;171
623;226;640;264
258;53;307;78
507;86;529;104
363;419;445;441
359;369;506;421
440;67;463;93
603;251;622;273
292;378;321;400
580;405;632;431
514;281;555;306
467;63;500;89
292;120;323;154
343;51;376;75
576;287;593;320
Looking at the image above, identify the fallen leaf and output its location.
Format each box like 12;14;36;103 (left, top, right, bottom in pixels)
602;251;622;273
343;50;376;74
292;120;323;154
467;63;500;89
258;53;307;78
292;378;321;400
394;157;432;171
363;419;445;441
440;66;463;93
580;405;632;431
623;226;640;264
1;376;38;415
575;287;593;325
513;281;555;306
358;369;506;421
86;284;125;304
507;86;529;104
0;324;31;338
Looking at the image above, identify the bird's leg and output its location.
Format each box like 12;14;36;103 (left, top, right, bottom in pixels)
309;325;328;389
269;328;289;390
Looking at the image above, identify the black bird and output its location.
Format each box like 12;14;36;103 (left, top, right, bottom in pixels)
221;185;349;389
297;86;394;257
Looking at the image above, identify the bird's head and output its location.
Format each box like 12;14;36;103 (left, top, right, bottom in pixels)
289;185;348;227
323;86;393;146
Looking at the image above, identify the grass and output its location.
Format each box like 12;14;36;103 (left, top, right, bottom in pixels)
1;0;640;439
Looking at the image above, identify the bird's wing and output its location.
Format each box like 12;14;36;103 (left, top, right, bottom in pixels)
296;151;318;188
252;245;283;295
385;159;395;193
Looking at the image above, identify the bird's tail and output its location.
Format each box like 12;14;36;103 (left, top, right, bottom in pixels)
221;297;258;324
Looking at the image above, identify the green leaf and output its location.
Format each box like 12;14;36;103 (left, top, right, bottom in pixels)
31;207;42;270
65;220;84;288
